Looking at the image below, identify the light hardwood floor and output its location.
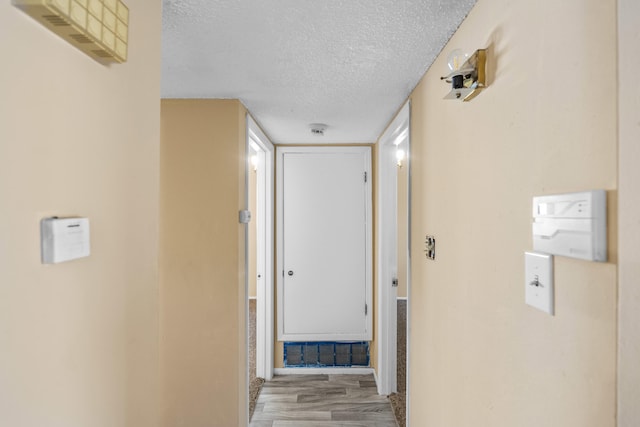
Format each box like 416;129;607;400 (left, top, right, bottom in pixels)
249;374;398;427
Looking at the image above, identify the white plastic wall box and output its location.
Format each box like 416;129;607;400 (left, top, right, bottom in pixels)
532;190;607;262
41;217;90;264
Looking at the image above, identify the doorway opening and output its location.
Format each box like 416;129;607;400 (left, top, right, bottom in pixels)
377;101;411;426
246;116;275;420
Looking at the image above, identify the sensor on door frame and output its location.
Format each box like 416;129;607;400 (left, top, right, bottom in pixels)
239;210;251;224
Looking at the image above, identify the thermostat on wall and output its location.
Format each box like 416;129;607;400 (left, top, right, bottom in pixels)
532;190;606;262
41;217;90;264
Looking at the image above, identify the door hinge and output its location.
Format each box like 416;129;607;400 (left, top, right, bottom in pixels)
365;303;368;315
364;171;368;183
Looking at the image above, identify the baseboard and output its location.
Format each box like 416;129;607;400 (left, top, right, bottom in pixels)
396;296;408;301
372;368;382;395
274;367;375;375
248;296;257;300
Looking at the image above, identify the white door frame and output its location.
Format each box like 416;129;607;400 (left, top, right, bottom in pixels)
376;101;410;397
247;116;275;381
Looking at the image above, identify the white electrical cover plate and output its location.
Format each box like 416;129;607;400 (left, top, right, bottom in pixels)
532;190;607;262
524;251;554;315
41;217;90;264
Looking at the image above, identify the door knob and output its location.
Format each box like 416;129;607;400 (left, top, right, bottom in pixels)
288;270;294;276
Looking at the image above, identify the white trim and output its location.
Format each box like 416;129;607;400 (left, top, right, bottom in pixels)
405;111;412;427
247;116;275;382
396;296;408;301
276;146;373;342
242;116;250;426
376;101;410;397
248;296;258;300
274;367;375;376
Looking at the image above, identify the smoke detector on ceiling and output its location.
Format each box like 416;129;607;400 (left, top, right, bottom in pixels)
309;123;328;136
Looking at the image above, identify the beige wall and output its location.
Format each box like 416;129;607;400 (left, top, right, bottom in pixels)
617;0;640;425
160;99;248;427
0;2;161;426
408;0;617;426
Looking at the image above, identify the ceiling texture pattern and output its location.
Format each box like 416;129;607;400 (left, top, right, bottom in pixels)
162;0;477;144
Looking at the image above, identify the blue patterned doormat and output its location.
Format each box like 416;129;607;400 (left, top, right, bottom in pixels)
284;341;370;367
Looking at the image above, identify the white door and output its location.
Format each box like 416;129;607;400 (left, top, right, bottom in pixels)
277;146;372;342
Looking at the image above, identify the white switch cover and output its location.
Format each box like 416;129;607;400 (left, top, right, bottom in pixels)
525;251;554;315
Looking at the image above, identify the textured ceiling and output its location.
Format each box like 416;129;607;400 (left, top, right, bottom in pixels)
162;0;477;144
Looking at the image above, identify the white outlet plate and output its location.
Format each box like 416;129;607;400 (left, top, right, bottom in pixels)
524;251;554;315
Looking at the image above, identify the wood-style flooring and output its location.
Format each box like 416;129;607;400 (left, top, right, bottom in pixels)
249;374;398;427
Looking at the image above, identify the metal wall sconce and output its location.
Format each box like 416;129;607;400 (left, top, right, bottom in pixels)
441;49;487;101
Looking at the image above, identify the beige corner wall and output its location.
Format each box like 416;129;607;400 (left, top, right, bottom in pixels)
0;2;161;426
160;99;248;427
408;0;617;426
618;0;640;425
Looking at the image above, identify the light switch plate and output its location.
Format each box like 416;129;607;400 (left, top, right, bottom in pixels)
524;251;554;315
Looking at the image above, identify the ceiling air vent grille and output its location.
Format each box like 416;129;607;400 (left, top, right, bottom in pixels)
13;0;129;64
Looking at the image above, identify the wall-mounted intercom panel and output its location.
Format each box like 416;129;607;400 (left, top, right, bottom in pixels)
532;190;607;262
41;217;90;264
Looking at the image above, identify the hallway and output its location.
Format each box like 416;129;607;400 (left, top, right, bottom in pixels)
249;374;397;427
3;1;637;426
